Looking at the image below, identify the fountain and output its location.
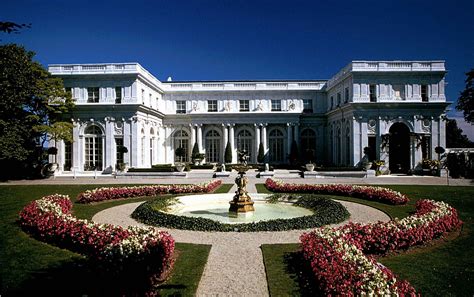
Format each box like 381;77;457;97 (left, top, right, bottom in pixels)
229;150;255;213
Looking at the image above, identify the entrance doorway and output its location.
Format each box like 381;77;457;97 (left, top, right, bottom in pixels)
389;123;410;173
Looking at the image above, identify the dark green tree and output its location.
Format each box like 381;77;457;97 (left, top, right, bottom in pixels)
191;142;200;159
224;141;232;163
257;142;265;163
456;69;474;123
0;44;74;178
446;118;474;148
0;21;31;34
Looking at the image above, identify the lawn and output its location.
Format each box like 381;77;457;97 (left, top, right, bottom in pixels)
259;184;474;296
0;183;226;296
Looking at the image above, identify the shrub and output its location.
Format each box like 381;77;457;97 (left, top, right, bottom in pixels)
300;199;462;295
19;195;175;294
257;143;265;163
264;178;409;205
224;141;232;163
131;193;349;232
77;180;222;203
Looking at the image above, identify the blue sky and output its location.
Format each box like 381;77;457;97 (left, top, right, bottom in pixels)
2;0;473;136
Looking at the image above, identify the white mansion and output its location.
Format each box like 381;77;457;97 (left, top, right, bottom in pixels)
48;60;449;174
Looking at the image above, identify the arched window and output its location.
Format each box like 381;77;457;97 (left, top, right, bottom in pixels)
84;125;103;171
237;129;253;161
269;129;284;163
205;130;221;163
301;129;316;162
173;130;189;162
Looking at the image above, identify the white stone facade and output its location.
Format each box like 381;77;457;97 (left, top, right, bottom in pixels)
48;61;449;174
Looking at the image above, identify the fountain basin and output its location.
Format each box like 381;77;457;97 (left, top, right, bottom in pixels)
164;193;313;224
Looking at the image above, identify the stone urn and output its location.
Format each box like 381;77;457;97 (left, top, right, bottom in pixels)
305;163;315;172
175;163;186;172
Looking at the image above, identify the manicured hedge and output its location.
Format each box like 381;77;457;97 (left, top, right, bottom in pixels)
131;194;349;232
19;194;175;295
265;178;409;205
77;180;222;203
300;199;462;295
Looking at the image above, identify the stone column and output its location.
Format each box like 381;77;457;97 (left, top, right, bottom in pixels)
294;123;299;142
262;124;268;162
229;124;236;163
255;124;261;163
105;117;114;172
353;118;361;166
197;124;203;152
165;125;172;164
223;124;228;163
287;123;293;156
123;119;131;166
130;117;139;167
72;120;81;172
190;124;196;149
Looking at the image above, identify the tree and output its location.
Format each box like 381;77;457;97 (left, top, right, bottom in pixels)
257;142;265;163
224;142;232;163
0;21;31;34
191;142;200;159
446;119;474;148
0;44;74;178
456;69;474;123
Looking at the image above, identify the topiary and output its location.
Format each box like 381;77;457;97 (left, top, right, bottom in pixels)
224;141;232;163
257;143;265;163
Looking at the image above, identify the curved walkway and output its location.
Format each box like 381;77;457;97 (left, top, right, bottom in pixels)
93;198;389;296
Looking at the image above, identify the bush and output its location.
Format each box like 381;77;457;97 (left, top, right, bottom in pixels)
19;195;175;294
257;143;265;163
131;193;349;232
224;142;232;163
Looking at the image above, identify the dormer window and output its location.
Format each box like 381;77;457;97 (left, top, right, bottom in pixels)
271;100;281;111
239;100;249;112
303;99;312;113
421;85;428;102
176;101;186;114
208;100;218;112
115;87;122;104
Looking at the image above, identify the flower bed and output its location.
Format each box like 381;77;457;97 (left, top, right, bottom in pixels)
77;179;222;203
265;178;409;205
19;194;175;294
300;199;462;295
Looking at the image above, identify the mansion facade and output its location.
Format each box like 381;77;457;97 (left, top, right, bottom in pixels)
48;60;449;174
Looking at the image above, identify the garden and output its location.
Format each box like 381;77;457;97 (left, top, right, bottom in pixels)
1;180;473;296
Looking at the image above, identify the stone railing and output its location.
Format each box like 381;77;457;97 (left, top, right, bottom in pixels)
164;81;325;91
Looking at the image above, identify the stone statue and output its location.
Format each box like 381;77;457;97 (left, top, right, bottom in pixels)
224;101;231;112
265;163;269;172
221;163;226;172
256;100;263;111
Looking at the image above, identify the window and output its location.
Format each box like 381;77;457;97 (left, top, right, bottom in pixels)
87;87;99;103
239;100;249;112
141;89;145;104
208;100;218;112
393;85;405;100
84;125;103;170
369;84;377;102
149;94;152;107
115;138;124;165
176;101;186;114
173;130;189;162
271;100;281;111
344;87;349;103
421;136;431;159
237;129;253;160
269;129;284;162
301;129;316;162
421;85;428;102
330;96;334;109
205;130;221;163
303;99;313;113
337;93;341;106
115;87;122;104
64;141;72;171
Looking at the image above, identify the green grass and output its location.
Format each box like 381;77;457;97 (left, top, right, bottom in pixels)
256;183;272;194
261;185;474;296
0;184;213;295
213;183;233;193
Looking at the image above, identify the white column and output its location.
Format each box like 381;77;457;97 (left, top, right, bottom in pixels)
123;120;131;166
229;124;236;163
223;124;228;163
72;121;81;171
165;126;172;164
353;119;361;166
287;123;293;155
105;118;114;172
190;124;196;148
255;124;261;163
262;124;268;162
294;123;299;142
197;124;203;152
130;118;139;167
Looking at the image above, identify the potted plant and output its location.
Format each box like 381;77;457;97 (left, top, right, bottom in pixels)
360;147;373;170
305;149;315;171
175;147;186;172
374;160;385;176
191;142;203;165
46;147;59;173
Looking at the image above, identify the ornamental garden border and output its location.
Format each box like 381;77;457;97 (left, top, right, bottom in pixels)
264;179;462;295
19;194;175;296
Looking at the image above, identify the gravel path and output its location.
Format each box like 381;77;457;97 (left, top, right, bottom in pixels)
92;198;389;296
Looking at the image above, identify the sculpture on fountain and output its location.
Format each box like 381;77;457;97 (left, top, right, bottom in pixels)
229;150;255;213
